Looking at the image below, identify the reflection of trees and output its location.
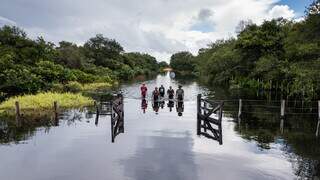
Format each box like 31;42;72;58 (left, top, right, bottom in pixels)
0;114;52;144
173;74;197;86
0;109;86;145
233;105;320;179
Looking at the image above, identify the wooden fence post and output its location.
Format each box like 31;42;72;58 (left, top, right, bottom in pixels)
316;119;320;137
280;119;284;134
94;101;99;125
197;94;201;135
15;101;21;126
238;99;242;119
318;101;320;120
53;101;59;126
281;100;286;118
218;101;223;145
120;94;124;133
317;101;320;137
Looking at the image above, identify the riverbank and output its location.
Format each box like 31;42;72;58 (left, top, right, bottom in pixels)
0;92;94;113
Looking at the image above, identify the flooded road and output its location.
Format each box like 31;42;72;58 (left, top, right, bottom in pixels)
0;73;319;180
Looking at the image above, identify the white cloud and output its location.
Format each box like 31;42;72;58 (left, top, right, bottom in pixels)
0;0;296;63
0;16;16;26
268;5;295;19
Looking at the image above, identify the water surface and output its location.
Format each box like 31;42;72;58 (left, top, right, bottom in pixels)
0;73;319;180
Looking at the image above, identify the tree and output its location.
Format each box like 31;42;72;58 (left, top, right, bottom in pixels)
235;19;253;34
170;51;195;73
83;34;124;69
306;0;320;15
56;41;86;69
158;61;169;69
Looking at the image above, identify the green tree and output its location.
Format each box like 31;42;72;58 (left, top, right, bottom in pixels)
83;34;124;69
170;51;195;73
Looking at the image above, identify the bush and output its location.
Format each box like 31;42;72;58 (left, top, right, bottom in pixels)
50;83;64;92
64;82;82;93
0;92;94;112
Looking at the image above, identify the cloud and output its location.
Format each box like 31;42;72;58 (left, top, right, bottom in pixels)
0;0;296;62
198;9;214;21
0;16;16;26
268;5;295;19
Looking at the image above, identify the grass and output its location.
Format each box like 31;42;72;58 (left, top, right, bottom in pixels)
0;92;94;112
51;82;113;93
81;82;112;91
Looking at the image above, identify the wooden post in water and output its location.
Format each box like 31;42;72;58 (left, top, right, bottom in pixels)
53;101;59;126
15;101;21;126
120;94;124;133
281;100;286;118
203;101;207;132
318;101;320;120
238;99;242;119
218;101;223;145
280;119;284;134
197;94;201;135
316;101;320;137
94;101;99;125
280;100;286;134
316;119;320;137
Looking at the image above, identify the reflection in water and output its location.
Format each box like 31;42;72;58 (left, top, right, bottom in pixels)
176;100;184;117
0;72;319;179
122;131;197;180
167;100;174;112
141;99;148;113
152;101;160;114
233;109;320;179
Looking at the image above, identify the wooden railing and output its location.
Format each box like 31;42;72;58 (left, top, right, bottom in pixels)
94;93;124;143
197;94;224;145
111;94;124;143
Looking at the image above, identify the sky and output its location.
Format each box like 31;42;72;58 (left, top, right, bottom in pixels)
0;0;314;62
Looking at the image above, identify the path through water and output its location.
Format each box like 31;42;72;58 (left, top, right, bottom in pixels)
0;73;319;180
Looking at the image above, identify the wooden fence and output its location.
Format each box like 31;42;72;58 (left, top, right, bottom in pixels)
111;94;124;143
197;94;224;145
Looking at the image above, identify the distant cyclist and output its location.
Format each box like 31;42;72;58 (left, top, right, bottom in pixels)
167;86;174;100
140;83;147;98
159;85;165;98
176;85;184;102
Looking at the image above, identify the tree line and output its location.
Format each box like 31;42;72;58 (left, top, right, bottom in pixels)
0;26;164;99
170;1;320;100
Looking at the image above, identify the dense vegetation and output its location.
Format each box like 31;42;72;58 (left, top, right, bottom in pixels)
170;51;196;75
0;27;160;99
171;1;320;100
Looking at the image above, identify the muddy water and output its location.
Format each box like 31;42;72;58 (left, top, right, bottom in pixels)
0;73;319;180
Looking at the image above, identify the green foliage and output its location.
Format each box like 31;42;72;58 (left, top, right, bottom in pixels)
63;81;83;93
83;34;124;68
190;2;320;100
158;61;169;69
0;25;159;97
55;41;86;69
170;51;196;73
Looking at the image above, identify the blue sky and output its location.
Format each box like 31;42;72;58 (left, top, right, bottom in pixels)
279;0;313;16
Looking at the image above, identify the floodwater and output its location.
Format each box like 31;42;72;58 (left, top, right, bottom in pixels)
0;73;319;180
